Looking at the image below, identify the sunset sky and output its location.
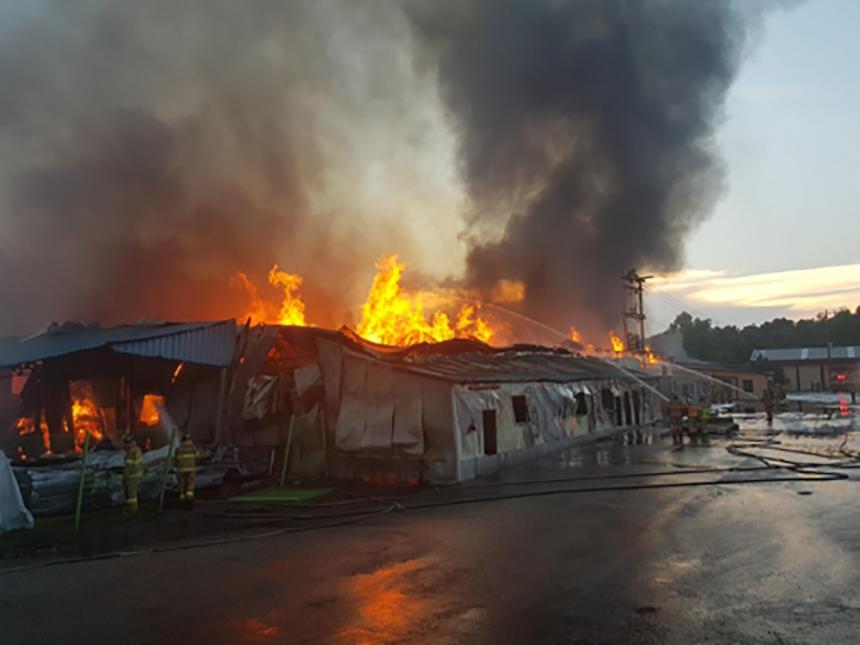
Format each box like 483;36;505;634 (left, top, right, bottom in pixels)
648;0;860;331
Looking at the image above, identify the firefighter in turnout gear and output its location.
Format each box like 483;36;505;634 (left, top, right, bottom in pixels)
686;398;700;443
699;398;711;437
175;433;198;509
762;382;775;424
667;394;685;445
123;433;143;513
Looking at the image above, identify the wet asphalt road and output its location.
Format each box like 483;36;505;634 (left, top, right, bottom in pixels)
2;419;860;644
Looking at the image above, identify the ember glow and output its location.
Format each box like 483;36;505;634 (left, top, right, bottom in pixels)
356;254;495;346
490;278;526;304
569;327;583;344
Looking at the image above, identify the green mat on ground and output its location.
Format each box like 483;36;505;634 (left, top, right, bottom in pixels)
228;488;332;504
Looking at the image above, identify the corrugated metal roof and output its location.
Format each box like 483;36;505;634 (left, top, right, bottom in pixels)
0;320;237;368
750;346;860;362
386;350;644;384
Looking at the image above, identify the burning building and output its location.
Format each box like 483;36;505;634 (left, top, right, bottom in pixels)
0;320;235;515
1;315;661;518
229;325;662;484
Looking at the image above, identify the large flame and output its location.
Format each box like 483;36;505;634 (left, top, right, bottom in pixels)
268;265;307;325
70;381;104;450
140;394;164;426
233;265;308;326
569;327;582;344
356;254;495;346
609;331;625;354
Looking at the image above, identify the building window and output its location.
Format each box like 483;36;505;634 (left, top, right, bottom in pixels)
601;388;614;411
511;395;529;423
574;392;588;416
742;379;754;393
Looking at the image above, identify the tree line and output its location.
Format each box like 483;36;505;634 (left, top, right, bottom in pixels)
667;308;860;365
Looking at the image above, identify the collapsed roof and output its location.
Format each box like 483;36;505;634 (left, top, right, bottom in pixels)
0;320;237;369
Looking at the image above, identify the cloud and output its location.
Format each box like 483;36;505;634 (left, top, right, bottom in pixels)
651;264;860;315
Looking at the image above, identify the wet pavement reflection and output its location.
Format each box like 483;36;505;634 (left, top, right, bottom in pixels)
3;412;860;644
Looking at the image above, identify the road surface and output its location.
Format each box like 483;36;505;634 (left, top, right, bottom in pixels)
2;420;859;644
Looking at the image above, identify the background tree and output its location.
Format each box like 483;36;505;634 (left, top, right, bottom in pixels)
665;307;860;364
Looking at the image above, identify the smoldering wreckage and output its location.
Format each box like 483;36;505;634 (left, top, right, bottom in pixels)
0;317;687;532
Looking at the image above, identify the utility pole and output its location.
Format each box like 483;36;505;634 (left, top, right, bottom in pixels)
621;269;652;353
824;309;833;390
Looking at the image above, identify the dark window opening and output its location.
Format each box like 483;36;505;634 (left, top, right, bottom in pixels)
632;390;641;425
623;392;633;426
601;388;614;411
615;397;623;426
742;379;754;393
511;395;529;423
482;410;497;455
574;392;588;416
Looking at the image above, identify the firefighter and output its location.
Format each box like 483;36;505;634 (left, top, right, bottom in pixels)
123;433;144;513
699;398;711;436
686;397;700;443
175;433;198;509
762;381;775;424
667;394;685;445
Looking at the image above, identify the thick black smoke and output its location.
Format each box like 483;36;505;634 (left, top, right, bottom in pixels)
411;0;752;334
0;1;429;333
0;1;769;339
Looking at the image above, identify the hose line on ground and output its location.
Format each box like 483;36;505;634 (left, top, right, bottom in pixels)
2;439;856;575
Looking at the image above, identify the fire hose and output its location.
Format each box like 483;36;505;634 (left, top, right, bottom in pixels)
2;439;857;575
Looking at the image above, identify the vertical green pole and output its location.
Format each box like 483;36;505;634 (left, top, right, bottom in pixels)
157;427;177;513
74;432;90;532
280;415;296;488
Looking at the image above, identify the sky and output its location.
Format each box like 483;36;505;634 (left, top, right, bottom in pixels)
0;1;857;339
648;0;860;332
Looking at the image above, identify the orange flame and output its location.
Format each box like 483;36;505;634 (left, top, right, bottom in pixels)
15;413;51;454
69;381;104;450
232;265;308;326
140;394;164;426
609;331;625;353
356;254;495;346
231;271;267;324
644;345;659;365
268;265;307;326
569;327;583;344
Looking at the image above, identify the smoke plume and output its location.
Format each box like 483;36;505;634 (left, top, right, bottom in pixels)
0;1;448;333
410;0;753;334
0;1;767;338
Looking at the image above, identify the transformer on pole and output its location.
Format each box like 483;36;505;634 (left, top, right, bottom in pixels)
621;269;651;353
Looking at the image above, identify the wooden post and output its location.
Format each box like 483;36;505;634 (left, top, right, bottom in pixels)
279;415;296;488
74;432;90;531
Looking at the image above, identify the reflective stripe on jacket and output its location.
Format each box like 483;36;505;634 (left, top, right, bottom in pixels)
124;445;143;480
176;442;197;474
